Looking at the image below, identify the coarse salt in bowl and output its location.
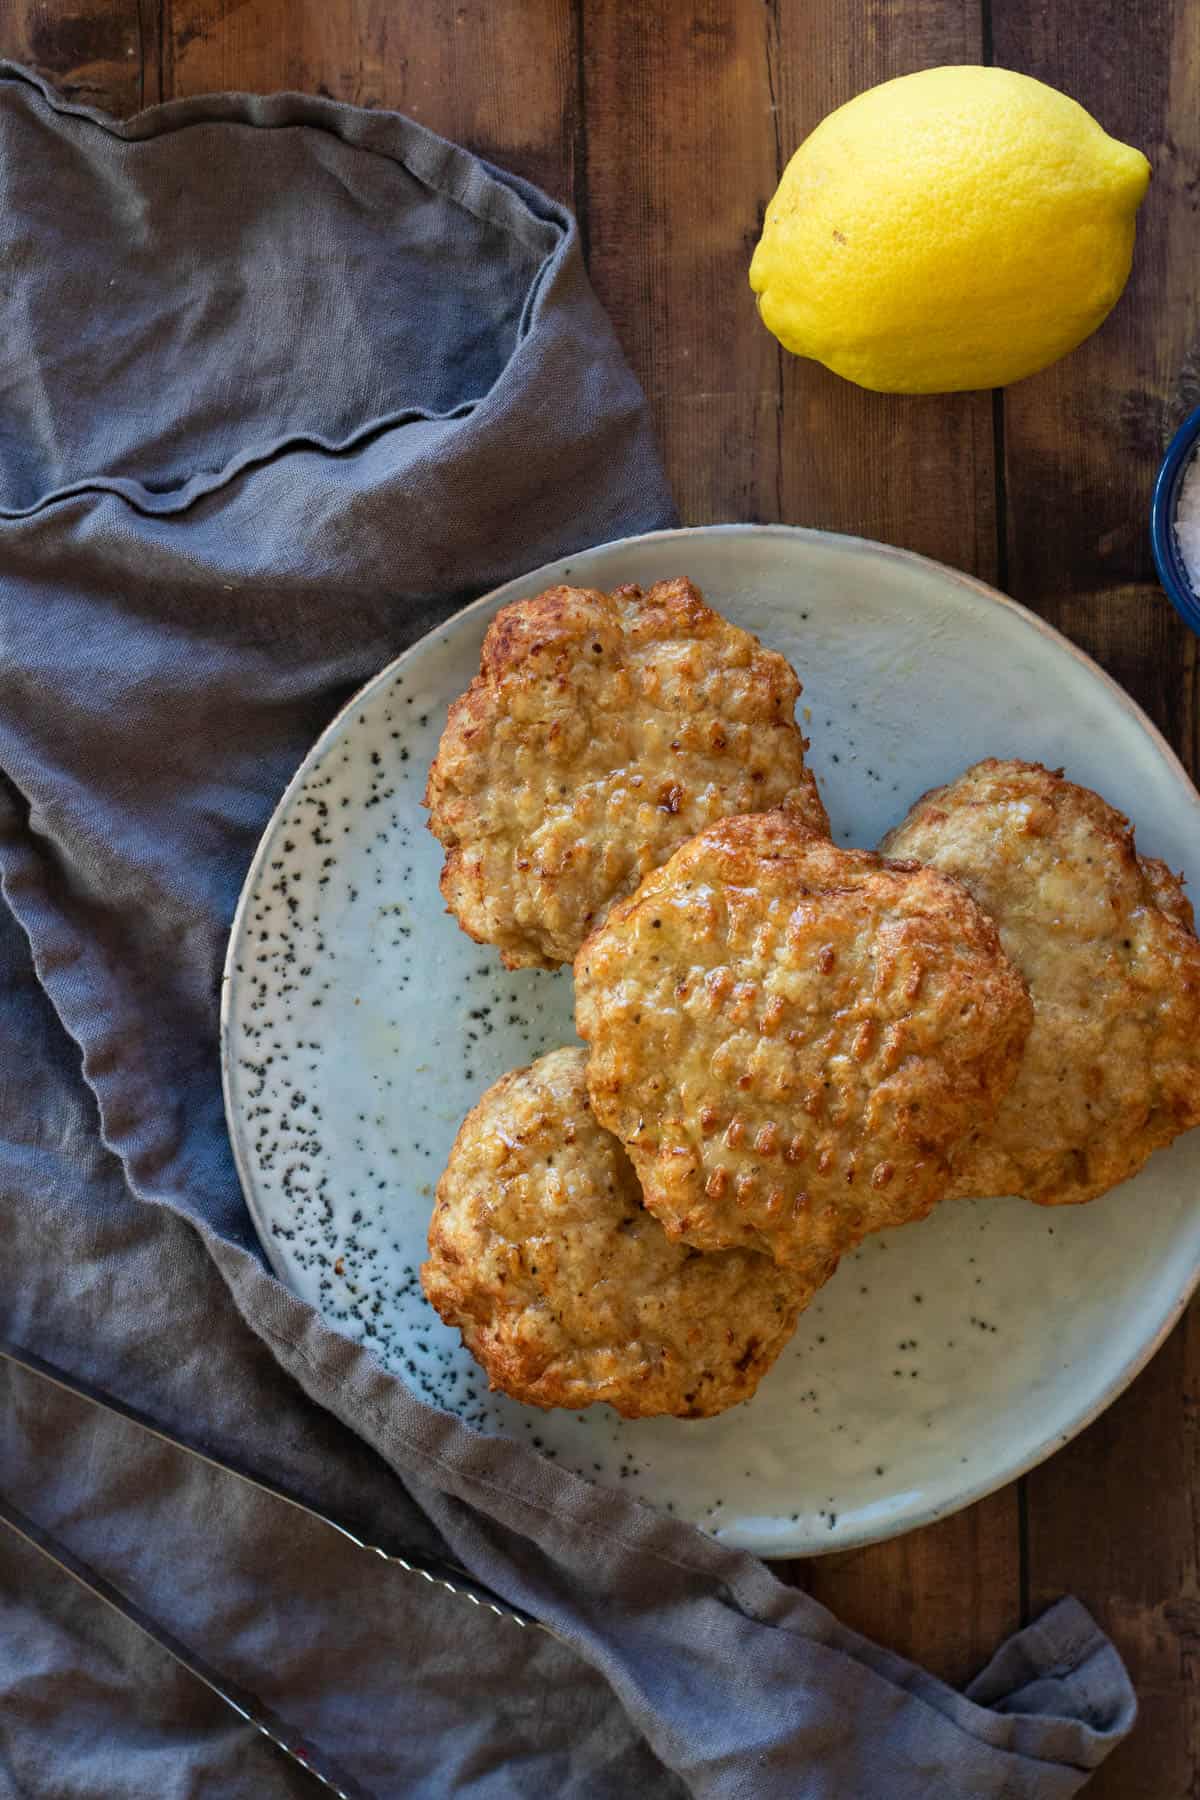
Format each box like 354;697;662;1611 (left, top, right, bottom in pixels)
1151;405;1200;634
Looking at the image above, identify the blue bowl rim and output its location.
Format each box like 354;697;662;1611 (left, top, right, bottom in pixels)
1151;403;1200;635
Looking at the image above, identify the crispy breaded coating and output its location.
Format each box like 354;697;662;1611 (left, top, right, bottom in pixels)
424;577;828;969
881;758;1200;1205
421;1048;812;1418
575;814;1031;1274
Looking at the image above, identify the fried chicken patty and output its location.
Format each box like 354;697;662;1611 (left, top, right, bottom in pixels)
880;758;1200;1205
575;813;1031;1274
424;577;828;969
422;1048;813;1417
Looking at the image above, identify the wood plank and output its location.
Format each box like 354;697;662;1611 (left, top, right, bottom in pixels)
0;0;143;114
163;0;577;202
581;0;784;526
995;0;1200;760
1023;1314;1199;1800
804;1502;1022;1690
769;2;998;573
581;0;999;545
993;2;1200;1792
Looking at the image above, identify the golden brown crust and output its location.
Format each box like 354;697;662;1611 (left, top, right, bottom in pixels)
881;758;1200;1206
424;578;828;969
1140;854;1196;933
574;813;1031;1273
421;1047;814;1418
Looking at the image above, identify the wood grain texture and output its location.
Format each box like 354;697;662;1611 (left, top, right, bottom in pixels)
0;0;142;112
581;0;783;525
0;0;1195;1787
802;1500;1022;1690
769;0;998;573
995;0;1200;761
992;3;1200;1793
1022;1312;1200;1800
163;0;577;201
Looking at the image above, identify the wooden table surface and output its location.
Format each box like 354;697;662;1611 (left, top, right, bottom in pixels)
9;1;1197;1793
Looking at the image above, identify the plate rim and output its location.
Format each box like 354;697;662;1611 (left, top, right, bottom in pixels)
221;521;1200;1556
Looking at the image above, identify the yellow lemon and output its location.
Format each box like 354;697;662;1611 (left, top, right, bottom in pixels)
749;66;1150;393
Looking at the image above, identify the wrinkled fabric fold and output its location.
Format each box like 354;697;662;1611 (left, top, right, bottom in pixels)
0;62;1135;1798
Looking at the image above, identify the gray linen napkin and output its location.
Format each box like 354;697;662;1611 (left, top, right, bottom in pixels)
0;63;1135;1799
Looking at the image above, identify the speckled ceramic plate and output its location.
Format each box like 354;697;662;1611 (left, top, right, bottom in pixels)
221;524;1200;1557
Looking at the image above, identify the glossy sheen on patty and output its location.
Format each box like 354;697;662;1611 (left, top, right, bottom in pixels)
575;813;1031;1274
881;758;1200;1205
424;577;828;969
422;1048;814;1418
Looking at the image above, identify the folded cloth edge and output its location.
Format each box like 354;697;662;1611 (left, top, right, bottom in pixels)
0;60;569;522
